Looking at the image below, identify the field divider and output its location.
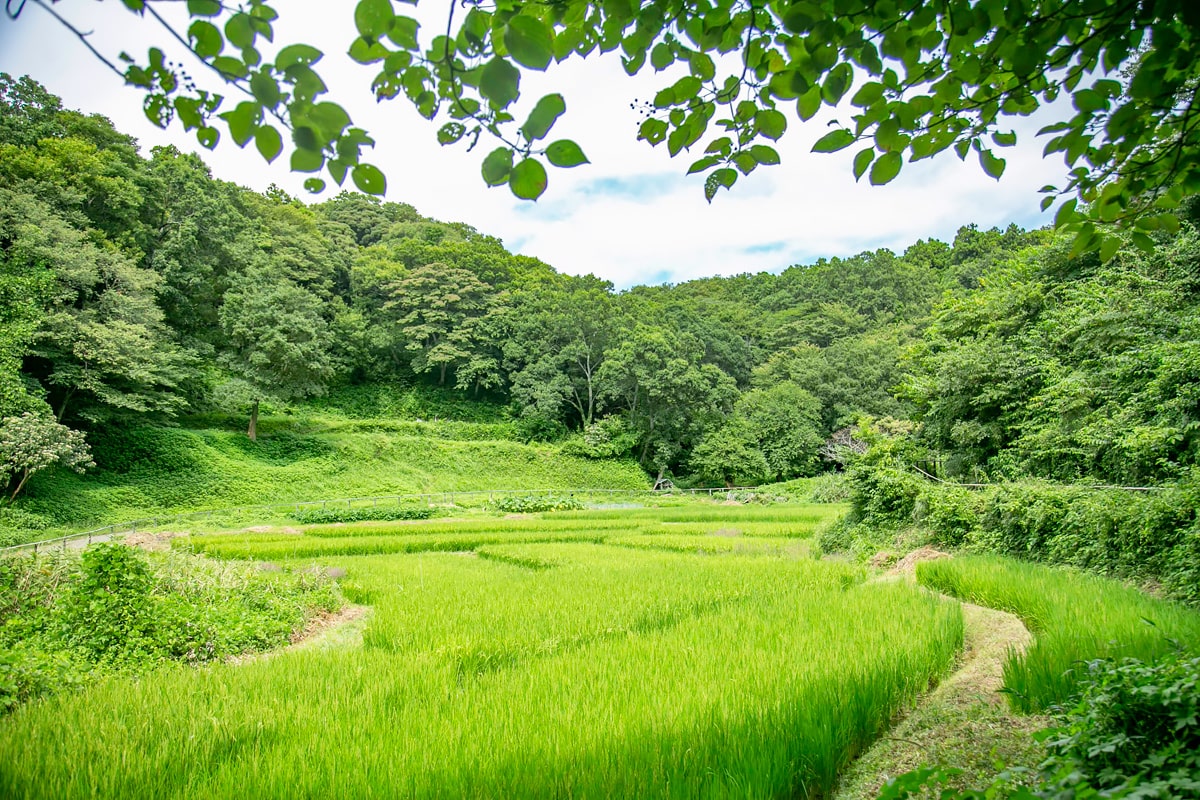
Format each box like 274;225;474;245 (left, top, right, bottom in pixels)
0;486;770;556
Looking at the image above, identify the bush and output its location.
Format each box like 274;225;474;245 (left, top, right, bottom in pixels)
290;505;436;525
0;545;343;712
880;654;1200;800
916;486;980;548
490;495;584;513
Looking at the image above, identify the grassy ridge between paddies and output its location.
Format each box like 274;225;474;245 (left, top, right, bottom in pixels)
1;541;962;799
178;504;844;561
11;420;647;539
917;555;1200;711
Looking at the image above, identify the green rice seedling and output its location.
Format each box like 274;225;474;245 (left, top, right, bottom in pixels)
0;546;960;800
182;529;612;560
917;555;1200;711
300;516;647;538
604;534;812;558
546;503;845;526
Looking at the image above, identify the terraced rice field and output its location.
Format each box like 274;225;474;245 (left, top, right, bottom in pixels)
0;502;966;799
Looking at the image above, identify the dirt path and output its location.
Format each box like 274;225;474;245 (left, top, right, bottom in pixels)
834;565;1048;799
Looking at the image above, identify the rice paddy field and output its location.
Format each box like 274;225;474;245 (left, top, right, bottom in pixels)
0;501;971;799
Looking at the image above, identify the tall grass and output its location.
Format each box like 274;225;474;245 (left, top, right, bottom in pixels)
1;542;961;798
917;555;1200;711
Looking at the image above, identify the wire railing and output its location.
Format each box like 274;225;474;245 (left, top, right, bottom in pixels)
0;485;769;556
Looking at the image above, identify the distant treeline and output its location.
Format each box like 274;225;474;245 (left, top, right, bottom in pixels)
2;73;1199;489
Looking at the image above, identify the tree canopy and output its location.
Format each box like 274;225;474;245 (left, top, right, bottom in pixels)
15;0;1200;255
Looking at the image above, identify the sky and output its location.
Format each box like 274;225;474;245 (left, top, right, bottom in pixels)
0;0;1073;289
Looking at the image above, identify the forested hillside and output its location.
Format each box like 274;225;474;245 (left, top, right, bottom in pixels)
3;73;1200;544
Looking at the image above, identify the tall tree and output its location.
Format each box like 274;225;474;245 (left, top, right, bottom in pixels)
382;263;494;386
218;272;335;440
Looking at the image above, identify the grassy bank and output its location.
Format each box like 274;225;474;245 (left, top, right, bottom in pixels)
3;419;647;544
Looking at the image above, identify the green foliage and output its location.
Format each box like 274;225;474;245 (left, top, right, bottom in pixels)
903;229;1200;484
0;544;342;711
289;504;435;524
0;412;94;502
880;655;1200;800
490;494;584;513
52;0;1200;250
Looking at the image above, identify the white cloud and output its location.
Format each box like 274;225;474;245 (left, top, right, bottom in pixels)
0;2;1073;288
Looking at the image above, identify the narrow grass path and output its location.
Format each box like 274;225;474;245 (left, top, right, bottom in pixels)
835;579;1048;799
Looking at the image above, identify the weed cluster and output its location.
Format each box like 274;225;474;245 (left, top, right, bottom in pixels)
880;654;1200;800
0;545;341;711
289;505;435;524
490;494;584;513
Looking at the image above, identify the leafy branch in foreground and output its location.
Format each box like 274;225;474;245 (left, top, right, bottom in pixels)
14;0;1200;252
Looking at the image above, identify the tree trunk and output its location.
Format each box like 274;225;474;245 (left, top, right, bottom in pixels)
247;399;259;441
8;469;31;504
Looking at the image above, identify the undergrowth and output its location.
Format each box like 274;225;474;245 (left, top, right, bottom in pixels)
0;544;341;712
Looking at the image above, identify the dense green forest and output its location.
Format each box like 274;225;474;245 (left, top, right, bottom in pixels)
3;72;1200;545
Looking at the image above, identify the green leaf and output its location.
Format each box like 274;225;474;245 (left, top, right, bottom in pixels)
303;177;326;193
249;70;280;107
797;86;822;121
992;131;1017;147
869;151;902;184
749;144;780;165
351;163;386;195
275;44;322;70
1072;88;1106;114
437;122;467;145
704;167;737;202
188;21;223;58
978;148;1006;179
504;15;554;71
650;43;673;71
851;82;884;108
254;125;282;162
212;56;249;79
510;157;548;200
187;0;221;16
225;13;255;49
479;57;520;109
220;101;260;146
545;139;588;167
1098;235;1121;262
291;147;323;172
388;16;420;50
196;126;219;149
853;148;874;181
481;147;513;186
349;37;388;64
756;109;787;140
1054;198;1079;227
822;63;852;105
307;102;351;139
671;76;702;101
687;155;721;175
812;129;855;153
521;94;566;142
355;0;394;39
